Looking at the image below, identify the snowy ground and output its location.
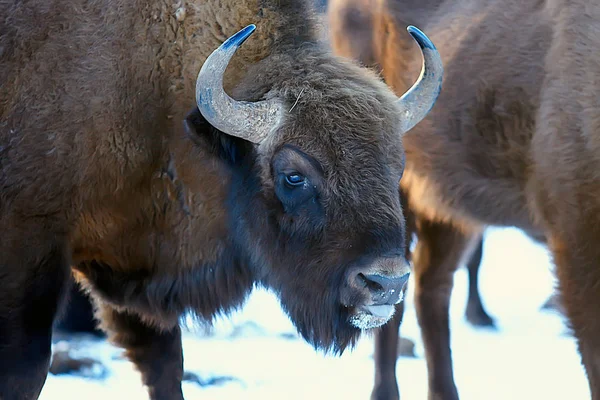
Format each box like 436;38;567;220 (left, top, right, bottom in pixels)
40;227;590;400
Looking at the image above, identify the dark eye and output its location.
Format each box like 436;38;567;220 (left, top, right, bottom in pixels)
285;173;306;187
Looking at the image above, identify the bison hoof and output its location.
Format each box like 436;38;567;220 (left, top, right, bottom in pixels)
397;336;417;358
465;303;497;329
371;382;400;400
428;388;459;400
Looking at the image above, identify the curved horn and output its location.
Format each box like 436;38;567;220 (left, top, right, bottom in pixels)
195;24;284;143
396;26;444;134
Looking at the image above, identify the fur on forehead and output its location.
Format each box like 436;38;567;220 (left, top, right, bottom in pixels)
230;44;404;184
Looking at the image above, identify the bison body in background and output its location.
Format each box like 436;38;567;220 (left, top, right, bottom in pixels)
328;0;599;398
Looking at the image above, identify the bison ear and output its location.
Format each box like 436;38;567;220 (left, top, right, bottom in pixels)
183;107;253;166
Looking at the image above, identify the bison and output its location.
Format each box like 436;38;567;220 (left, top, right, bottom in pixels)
0;0;444;398
327;0;600;398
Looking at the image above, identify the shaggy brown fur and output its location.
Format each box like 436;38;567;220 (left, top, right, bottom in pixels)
0;0;434;398
328;0;600;398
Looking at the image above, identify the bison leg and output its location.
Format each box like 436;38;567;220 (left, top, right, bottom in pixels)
413;218;479;400
0;238;70;400
550;229;600;400
464;238;496;328
371;301;405;400
371;193;415;400
97;304;184;400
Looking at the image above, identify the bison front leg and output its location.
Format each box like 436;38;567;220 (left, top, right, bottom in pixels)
0;235;70;400
413;218;480;400
371;301;406;400
371;192;415;400
96;304;184;400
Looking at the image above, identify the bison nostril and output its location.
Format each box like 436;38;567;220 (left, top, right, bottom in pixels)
357;273;384;293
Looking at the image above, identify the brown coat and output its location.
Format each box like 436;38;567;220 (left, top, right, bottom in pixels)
328;0;600;398
0;0;445;398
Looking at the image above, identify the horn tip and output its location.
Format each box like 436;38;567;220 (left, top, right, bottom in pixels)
222;24;257;50
407;25;436;51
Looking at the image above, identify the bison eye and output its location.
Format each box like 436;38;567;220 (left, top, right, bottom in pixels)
285;173;306;187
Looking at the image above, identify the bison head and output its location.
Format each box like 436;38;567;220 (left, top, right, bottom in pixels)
187;24;442;353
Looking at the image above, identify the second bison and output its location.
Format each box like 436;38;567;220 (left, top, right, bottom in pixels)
329;0;600;398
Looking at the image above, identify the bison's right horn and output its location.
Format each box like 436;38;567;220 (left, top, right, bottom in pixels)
396;26;444;134
195;24;284;143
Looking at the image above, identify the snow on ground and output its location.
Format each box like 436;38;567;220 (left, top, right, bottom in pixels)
40;227;590;400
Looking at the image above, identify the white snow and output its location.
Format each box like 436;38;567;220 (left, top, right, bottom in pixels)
39;227;590;400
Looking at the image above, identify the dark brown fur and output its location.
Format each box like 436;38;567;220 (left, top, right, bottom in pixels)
0;0;418;398
328;0;600;398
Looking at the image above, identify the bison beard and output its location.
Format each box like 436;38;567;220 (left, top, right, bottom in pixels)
278;281;359;354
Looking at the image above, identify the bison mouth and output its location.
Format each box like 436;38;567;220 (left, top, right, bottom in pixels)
347;285;405;330
341;269;408;330
348;303;397;330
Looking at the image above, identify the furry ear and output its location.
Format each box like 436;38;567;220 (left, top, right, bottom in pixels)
183;107;253;166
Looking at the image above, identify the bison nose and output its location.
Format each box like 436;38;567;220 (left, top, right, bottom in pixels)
357;272;410;305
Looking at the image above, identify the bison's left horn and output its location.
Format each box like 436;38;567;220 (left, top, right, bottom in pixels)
396;26;444;134
195;24;284;143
